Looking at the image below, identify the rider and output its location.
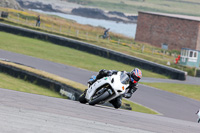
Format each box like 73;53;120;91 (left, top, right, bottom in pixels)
88;68;142;108
103;28;110;39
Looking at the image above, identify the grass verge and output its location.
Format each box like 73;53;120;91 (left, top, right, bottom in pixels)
141;82;200;101
0;72;66;98
0;60;158;114
0;31;167;79
122;99;159;115
0;60;86;92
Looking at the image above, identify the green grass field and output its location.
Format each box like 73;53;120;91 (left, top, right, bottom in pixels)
0;31;167;79
0;72;65;98
141;82;200;101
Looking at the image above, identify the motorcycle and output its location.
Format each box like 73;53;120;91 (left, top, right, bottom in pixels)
78;71;130;108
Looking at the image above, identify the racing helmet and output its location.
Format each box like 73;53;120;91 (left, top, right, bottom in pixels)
130;68;142;82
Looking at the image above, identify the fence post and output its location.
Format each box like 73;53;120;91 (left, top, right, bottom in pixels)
68;27;71;35
131;42;134;49
142;45;145;53
96;35;99;41
86;32;88;40
76;30;79;37
194;67;197;77
163;50;166;55
8;13;10;19
51;24;53;31
17;14;19;22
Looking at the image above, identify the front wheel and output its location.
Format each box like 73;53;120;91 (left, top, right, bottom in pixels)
89;91;110;106
79;92;87;104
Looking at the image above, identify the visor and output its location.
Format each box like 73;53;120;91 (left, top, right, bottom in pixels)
133;75;140;81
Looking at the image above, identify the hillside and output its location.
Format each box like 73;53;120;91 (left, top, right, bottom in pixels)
65;0;200;17
16;0;137;23
14;0;200;23
0;0;23;10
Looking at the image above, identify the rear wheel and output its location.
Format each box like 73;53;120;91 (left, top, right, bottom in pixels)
89;91;110;106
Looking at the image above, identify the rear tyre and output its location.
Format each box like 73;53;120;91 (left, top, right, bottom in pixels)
79;93;87;104
89;91;110;106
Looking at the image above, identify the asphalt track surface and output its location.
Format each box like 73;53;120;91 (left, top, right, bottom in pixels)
0;50;200;123
1;88;200;133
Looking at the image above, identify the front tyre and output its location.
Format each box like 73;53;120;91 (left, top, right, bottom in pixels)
79;92;87;104
89;91;110;106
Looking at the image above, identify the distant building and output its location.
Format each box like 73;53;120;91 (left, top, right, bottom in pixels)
180;48;200;68
135;11;200;51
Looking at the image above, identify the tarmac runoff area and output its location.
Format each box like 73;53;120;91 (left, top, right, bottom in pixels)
0;88;200;133
1;49;200;122
0;104;153;133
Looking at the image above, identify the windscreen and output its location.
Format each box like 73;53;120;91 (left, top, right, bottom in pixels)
120;72;130;85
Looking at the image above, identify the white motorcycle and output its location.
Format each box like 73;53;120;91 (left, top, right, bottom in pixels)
79;71;130;108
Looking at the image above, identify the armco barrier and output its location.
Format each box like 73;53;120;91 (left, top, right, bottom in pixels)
0;23;186;80
0;62;82;100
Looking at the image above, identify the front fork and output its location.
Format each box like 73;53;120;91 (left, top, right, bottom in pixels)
92;88;113;101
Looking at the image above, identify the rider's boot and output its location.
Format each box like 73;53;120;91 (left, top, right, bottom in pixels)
109;95;122;109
